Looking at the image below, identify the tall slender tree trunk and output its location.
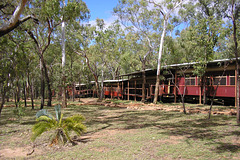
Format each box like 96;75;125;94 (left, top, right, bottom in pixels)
26;31;52;107
0;86;6;119
203;76;206;104
23;81;27;107
27;73;34;109
181;96;186;114
62;76;67;107
40;63;45;110
14;91;17;108
209;63;228;119
182;75;187;114
78;75;81;102
0;96;5;119
45;71;52;107
95;81;101;99
231;0;240;124
141;60;146;102
40;57;52;107
62;1;67;108
35;86;38;99
72;83;75;102
70;57;75;102
153;17;168;104
100;69;104;100
15;80;20;108
30;79;34;109
38;54;52;107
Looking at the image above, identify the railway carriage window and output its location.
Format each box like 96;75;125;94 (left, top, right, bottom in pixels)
230;76;235;85
191;78;195;85
213;76;226;85
76;87;80;90
185;79;190;85
185;77;195;85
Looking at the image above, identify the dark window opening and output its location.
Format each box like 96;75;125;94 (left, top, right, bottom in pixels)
213;77;226;85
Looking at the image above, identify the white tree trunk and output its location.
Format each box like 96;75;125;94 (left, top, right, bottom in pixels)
101;68;104;100
153;17;168;103
62;1;67;108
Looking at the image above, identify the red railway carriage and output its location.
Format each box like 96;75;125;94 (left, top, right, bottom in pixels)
104;87;123;97
173;60;237;103
71;58;239;106
117;58;239;105
66;83;95;98
103;79;127;98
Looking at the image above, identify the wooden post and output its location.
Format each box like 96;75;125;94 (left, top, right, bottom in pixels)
147;88;149;98
117;81;120;100
128;76;130;101
135;80;137;101
111;85;113;99
150;85;152;97
235;69;237;107
174;72;177;103
199;77;202;104
104;86;105;99
122;77;124;99
168;80;170;94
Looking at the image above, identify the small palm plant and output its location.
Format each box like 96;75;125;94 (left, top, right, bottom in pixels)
31;104;86;145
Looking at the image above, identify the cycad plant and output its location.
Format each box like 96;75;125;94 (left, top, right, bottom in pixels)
31;104;86;145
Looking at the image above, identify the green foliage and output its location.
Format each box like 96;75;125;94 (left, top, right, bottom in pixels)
31;105;86;145
54;104;61;122
31;116;57;142
13;102;26;117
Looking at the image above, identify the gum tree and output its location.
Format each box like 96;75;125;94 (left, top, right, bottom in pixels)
223;0;240;124
25;0;89;108
114;0;160;102
147;0;185;104
181;0;224;104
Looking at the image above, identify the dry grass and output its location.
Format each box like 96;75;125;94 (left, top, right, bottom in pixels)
0;98;240;159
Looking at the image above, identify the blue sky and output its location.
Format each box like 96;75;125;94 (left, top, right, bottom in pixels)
82;0;185;36
83;0;118;24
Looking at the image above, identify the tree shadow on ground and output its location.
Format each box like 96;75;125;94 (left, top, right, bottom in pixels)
2;103;239;153
155;119;229;140
80;105;240;154
213;142;240;153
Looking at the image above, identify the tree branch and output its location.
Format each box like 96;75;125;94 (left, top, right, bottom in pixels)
26;30;41;57
148;0;166;16
0;15;38;37
0;0;30;37
74;50;98;82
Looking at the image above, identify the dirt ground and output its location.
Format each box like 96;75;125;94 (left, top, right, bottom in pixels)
0;98;237;159
79;98;237;116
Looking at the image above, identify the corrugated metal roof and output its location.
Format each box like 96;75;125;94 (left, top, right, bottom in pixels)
119;58;237;77
90;79;128;84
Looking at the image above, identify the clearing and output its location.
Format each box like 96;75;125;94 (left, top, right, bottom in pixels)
0;98;240;159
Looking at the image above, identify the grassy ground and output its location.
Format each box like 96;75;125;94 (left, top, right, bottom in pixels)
0;99;240;159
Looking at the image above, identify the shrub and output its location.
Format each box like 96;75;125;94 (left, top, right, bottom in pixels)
31;104;86;145
13;101;26;117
